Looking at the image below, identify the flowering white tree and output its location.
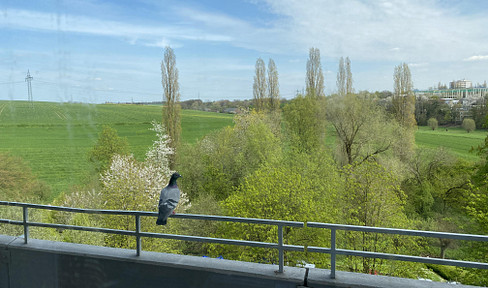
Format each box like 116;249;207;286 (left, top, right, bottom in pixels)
101;121;189;212
146;120;174;174
43;122;189;251
100;122;189;249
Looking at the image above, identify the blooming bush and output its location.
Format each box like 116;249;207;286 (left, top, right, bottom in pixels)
99;122;189;250
101;121;189;212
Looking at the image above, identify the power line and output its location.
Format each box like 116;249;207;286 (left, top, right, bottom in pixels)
33;78;161;97
0;81;24;85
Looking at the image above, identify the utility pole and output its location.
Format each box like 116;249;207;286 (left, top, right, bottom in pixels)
25;70;33;106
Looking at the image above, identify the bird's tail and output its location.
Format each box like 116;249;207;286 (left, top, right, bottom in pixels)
156;217;167;225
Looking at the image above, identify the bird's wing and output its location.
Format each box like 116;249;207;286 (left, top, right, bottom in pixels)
156;198;179;225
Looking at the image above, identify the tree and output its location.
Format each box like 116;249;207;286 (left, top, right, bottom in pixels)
88;125;129;172
253;58;267;111
345;56;353;96
392;62;416;160
306;47;325;98
393;63;416;128
470;96;488;129
161;46;181;163
177;111;282;200
337;57;346;97
0;153;49;238
340;160;412;275
283;94;326;154
100;122;187;251
209;150;343;267
326;94;399;166
267;58;280;112
402;148;472;218
427;118;438;130
462;118;476;133
0;153;48;201
415;97;453;126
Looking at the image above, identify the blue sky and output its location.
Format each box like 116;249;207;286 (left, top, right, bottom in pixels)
1;0;487;103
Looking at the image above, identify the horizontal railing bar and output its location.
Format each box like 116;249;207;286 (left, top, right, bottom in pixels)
284;244;306;253
0;201;142;216
141;232;278;248
306;246;332;254
0;219;135;237
307;222;488;242
28;222;136;237
171;213;304;227
305;246;488;270
0;201;303;227
141;232;305;252
0;219;23;225
335;249;488;270
1;218;304;251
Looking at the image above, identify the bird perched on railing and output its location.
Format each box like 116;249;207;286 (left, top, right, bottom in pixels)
156;172;182;225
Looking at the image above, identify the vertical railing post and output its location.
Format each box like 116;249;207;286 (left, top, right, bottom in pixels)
135;214;141;256
278;224;284;273
23;206;29;244
330;228;336;279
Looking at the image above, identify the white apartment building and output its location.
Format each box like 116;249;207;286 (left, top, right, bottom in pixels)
450;79;472;89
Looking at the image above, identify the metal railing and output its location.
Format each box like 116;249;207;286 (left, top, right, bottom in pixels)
0;201;303;273
1;201;488;279
306;222;488;279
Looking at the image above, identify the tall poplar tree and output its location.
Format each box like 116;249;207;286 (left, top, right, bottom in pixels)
392;62;416;160
393;63;415;128
345;57;353;95
161;46;181;166
306;47;325;98
253;58;267;112
267;58;280;112
337;56;353;97
337;57;346;97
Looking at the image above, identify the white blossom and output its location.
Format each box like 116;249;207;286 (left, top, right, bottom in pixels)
100;122;190;212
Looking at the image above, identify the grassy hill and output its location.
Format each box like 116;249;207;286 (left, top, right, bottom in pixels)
0;101;233;199
1;101;486;200
415;125;486;162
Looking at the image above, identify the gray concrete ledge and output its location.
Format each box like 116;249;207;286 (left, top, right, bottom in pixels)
0;235;485;288
0;235;306;288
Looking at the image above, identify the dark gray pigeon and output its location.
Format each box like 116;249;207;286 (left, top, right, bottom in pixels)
156;172;182;225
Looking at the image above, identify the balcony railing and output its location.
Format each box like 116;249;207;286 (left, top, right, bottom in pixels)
1;201;487;279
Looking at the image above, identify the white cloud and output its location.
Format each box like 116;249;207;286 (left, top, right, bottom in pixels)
0;8;231;45
464;55;488;61
258;0;488;61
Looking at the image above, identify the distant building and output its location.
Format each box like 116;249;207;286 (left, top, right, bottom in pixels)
415;87;487;101
416;79;487;101
450;79;472;89
414;79;487;122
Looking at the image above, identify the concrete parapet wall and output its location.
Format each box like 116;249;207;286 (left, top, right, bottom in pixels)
0;235;481;288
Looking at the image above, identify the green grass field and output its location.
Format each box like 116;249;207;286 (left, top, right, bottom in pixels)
415;125;486;161
1;101;486;200
0;101;233;199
